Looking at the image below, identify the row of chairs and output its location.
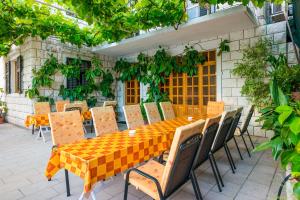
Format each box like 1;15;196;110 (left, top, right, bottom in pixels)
124;105;255;200
123;101;225;129
34;100;117;114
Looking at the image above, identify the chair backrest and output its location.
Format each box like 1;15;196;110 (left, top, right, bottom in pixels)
240;105;255;134
34;102;51;115
49;110;85;146
55;100;70;112
143;102;161;124
64;103;84;114
74;100;88;112
159;102;175;120
123;105;144;129
211;110;236;152
161;119;205;197
207;101;224;116
103;101;117;107
91;106;119;136
194;115;221;168
226;107;243;141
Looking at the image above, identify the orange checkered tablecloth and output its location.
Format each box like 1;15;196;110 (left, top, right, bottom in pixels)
45;115;207;194
25;111;92;128
25;114;49;128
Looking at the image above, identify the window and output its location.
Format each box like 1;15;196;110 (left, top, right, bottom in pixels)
5;55;23;94
160;50;217;116
66;58;91;89
5;61;11;94
125;80;140;105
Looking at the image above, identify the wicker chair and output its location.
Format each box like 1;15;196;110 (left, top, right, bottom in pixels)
159;102;175;120
207;101;224;116
55;100;70;112
123;105;144;129
124;119;205;200
91;106;118;136
143;102;161;124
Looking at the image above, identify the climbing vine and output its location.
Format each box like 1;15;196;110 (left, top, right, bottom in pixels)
217;39;230;56
114;46;206;102
25;55;114;107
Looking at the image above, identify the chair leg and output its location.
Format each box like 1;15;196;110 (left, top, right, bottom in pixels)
225;144;236;170
41;128;46;143
210;153;224;187
247;130;255;149
124;172;130;200
208;155;222;192
233;137;243;160
91;120;94;133
32;124;35;135
223;146;235;173
190;171;203;200
65;169;71;197
241;134;251;157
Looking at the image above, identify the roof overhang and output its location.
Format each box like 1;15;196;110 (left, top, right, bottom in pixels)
93;5;258;57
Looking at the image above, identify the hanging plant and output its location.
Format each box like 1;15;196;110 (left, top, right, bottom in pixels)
114;45;207;103
26;54;114;106
182;46;206;76
217;39;230;56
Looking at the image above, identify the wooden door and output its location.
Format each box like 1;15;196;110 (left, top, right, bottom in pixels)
160;50;217;116
125;80;140;105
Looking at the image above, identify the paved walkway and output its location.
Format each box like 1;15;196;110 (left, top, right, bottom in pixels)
0;123;285;200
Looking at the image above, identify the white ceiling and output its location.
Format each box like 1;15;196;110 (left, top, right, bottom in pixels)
93;5;258;57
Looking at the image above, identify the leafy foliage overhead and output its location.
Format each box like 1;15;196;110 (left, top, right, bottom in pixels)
1;0;285;56
0;0;186;56
191;0;283;7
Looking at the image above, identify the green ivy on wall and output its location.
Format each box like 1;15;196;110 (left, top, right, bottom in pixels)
25;55;114;107
114;46;206;103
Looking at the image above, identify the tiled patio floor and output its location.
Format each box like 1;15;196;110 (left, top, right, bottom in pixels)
0;123;285;200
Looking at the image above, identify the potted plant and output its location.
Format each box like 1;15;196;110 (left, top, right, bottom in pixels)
0;88;7;124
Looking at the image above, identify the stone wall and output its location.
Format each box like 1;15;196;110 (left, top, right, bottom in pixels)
118;21;297;137
3;37;117;127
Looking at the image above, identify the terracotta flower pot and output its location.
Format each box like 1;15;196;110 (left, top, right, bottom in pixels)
0;116;4;124
292;92;300;101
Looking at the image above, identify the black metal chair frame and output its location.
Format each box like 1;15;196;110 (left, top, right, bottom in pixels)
225;111;244;164
238;106;255;157
210;116;236;183
124;134;203;200
192;122;223;192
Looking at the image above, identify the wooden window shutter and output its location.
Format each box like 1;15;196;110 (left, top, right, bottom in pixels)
16;56;23;93
5;61;11;94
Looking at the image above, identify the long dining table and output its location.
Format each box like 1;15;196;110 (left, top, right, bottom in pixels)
45;113;211;197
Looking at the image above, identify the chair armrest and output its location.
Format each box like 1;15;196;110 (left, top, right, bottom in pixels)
125;168;164;199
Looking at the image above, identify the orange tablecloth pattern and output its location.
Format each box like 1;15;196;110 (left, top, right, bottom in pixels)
45;115;207;194
25;114;49;128
25;111;92;128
